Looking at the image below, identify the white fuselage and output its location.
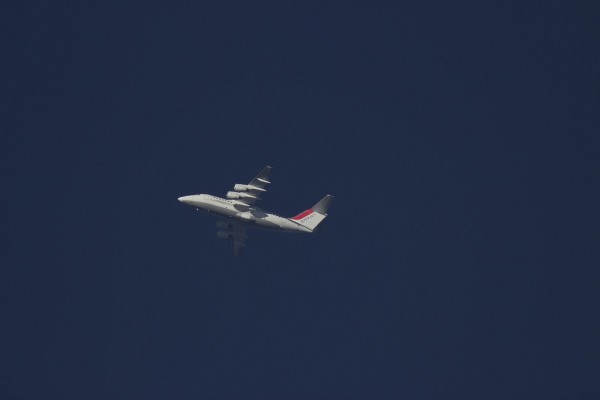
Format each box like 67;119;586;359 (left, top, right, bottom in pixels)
178;194;312;233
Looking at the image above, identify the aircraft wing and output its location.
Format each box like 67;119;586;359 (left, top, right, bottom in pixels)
230;222;247;257
227;166;272;205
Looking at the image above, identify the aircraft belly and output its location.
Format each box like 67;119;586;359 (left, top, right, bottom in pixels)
204;203;236;217
202;201;294;231
254;217;282;229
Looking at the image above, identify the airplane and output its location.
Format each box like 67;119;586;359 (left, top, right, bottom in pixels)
178;166;333;257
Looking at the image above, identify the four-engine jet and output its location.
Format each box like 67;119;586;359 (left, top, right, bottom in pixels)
178;166;333;256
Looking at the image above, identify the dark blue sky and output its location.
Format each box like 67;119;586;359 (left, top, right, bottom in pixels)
2;1;599;399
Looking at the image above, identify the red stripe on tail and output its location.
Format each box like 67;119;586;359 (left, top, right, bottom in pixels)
291;209;313;220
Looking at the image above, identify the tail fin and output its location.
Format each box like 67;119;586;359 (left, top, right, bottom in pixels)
289;195;334;231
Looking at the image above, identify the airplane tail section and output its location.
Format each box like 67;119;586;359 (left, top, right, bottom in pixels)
289;195;334;232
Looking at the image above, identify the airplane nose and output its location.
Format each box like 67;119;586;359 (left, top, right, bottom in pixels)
179;195;204;206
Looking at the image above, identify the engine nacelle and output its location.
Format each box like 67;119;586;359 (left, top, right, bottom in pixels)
227;191;258;200
216;221;230;230
216;231;231;239
233;184;248;191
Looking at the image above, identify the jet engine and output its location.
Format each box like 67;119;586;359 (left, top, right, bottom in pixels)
233;184;248;191
226;191;258;200
216;231;231;239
